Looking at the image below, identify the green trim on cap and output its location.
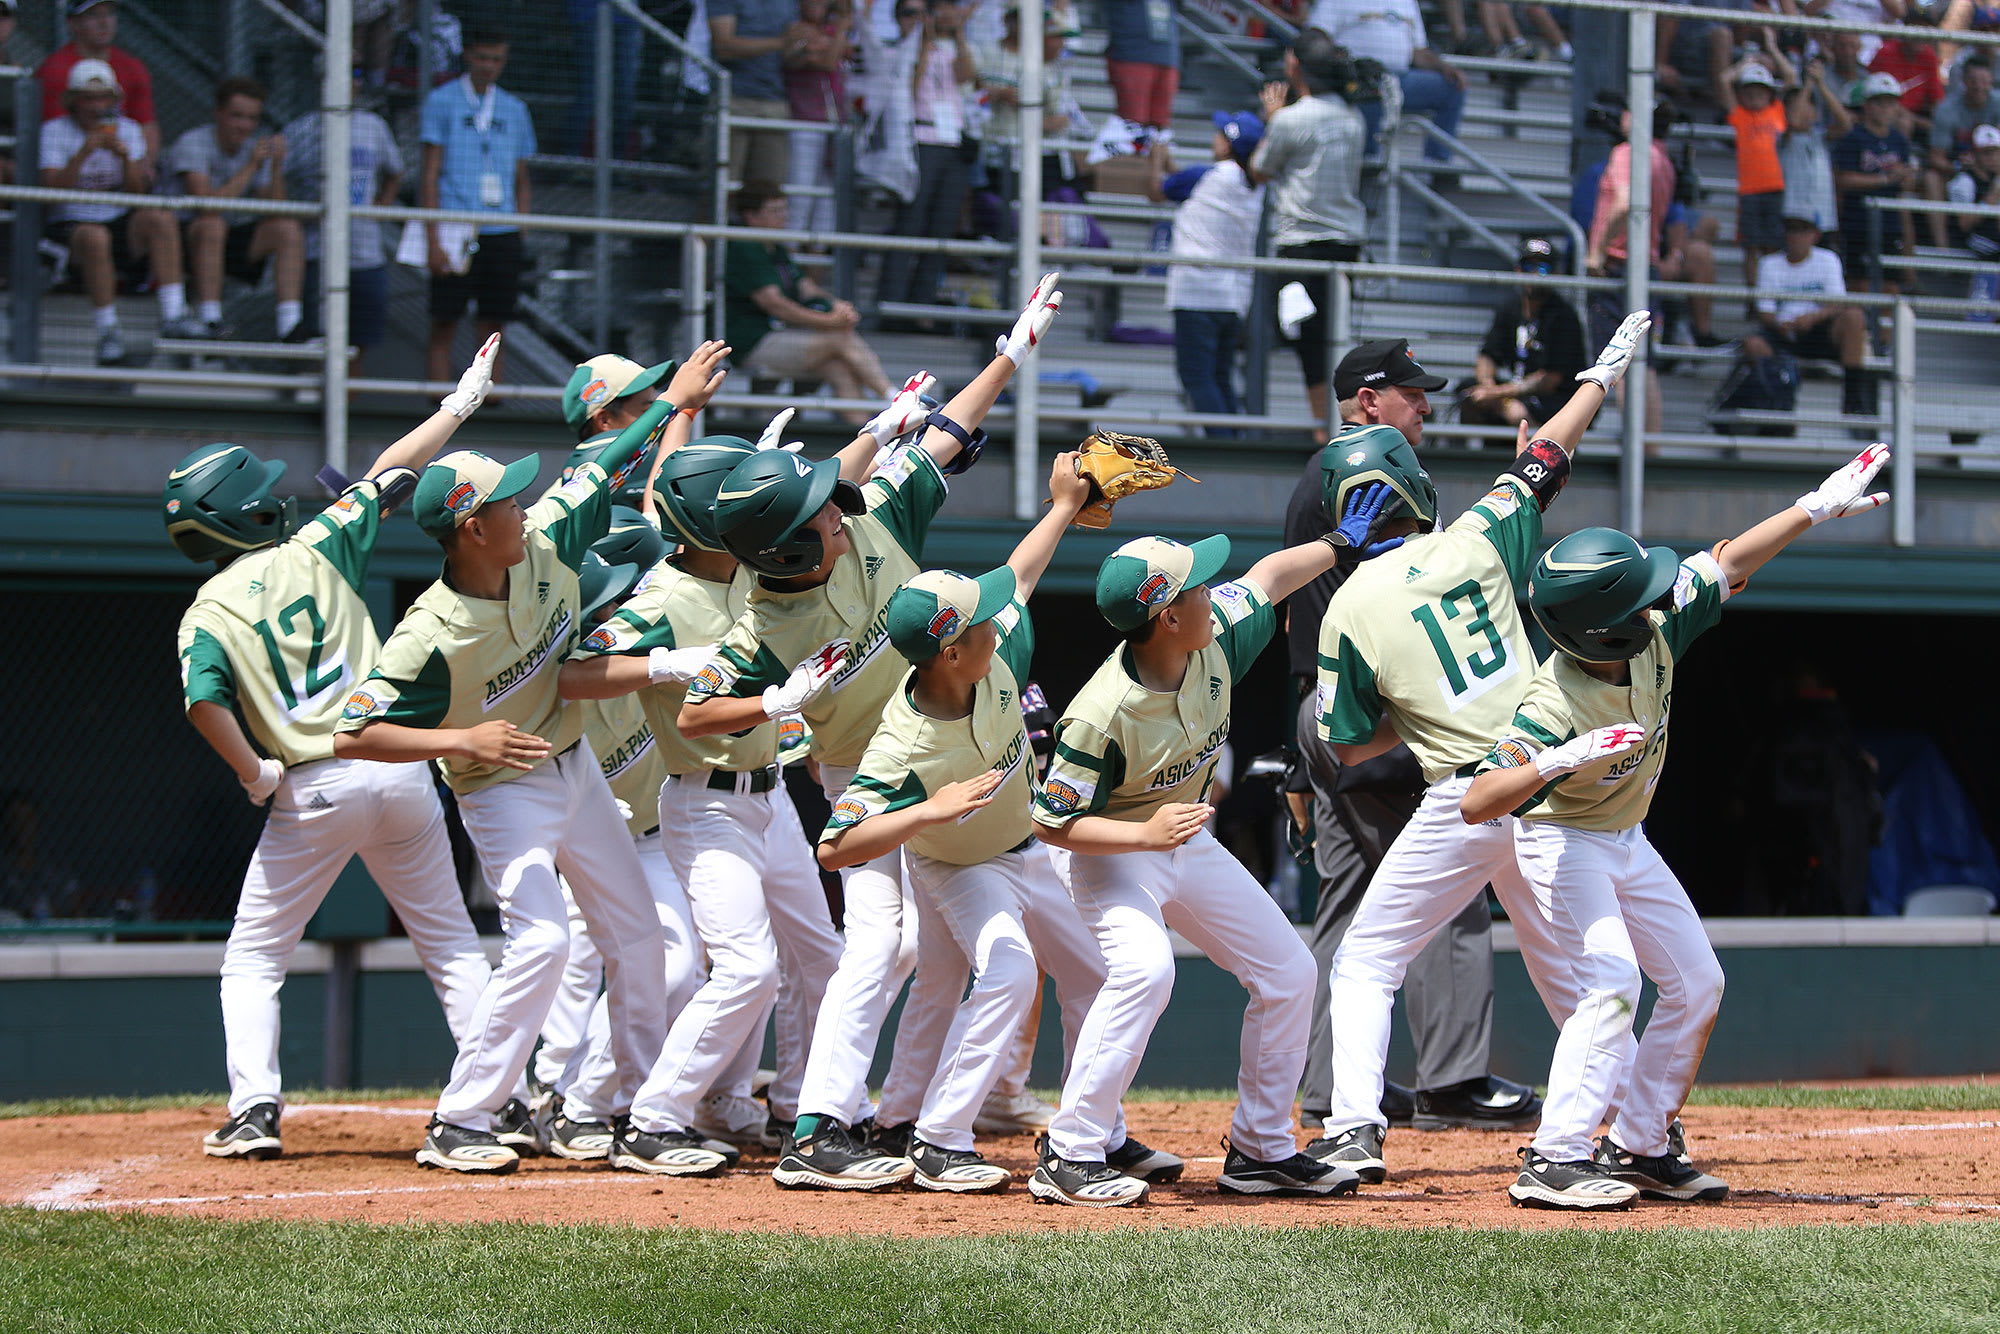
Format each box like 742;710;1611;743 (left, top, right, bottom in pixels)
1094;533;1232;631
886;566;1017;661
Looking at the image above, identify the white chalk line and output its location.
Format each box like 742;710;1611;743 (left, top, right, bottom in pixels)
286;1103;433;1118
24;1170;700;1212
1725;1119;2000;1142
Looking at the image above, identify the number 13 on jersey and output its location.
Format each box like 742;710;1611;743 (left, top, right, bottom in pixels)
1410;579;1519;713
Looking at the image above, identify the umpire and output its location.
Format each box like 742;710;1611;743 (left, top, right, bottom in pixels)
1284;339;1541;1130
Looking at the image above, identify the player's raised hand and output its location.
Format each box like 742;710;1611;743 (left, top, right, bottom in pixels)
927;769;1006;822
762;637;850;717
997;272;1063;365
1326;481;1405;559
439;332;501;417
666;340;731;414
648;644;718;685
1533;723;1647;779
757;407;805;453
1048;449;1092;514
460;720;552;771
863;372;938;445
1576;310;1652;390
241;757;284;806
1795;444;1890;525
1141;801;1214;851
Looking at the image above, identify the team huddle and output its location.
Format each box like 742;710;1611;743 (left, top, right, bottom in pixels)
168;278;1892;1210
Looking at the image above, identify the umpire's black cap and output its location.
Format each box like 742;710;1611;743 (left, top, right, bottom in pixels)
1334;339;1450;400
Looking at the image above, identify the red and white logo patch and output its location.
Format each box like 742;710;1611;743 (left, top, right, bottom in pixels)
1136;572;1175;607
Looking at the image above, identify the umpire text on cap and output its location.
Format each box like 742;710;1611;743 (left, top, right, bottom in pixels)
1333;339;1451;401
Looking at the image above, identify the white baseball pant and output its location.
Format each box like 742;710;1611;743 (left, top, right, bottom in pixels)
435;740;668;1132
1045;828;1315;1164
556;829;704;1123
630;774;842;1134
795;762;924;1126
904;844;1117;1153
534;881;600;1096
219;757;491;1117
1516;821;1724;1162
1322;776;1583;1133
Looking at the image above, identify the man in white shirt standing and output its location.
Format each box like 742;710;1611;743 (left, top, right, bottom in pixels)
1741;212;1874;419
1309;0;1467;171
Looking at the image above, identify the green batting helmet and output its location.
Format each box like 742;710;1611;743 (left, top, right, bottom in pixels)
655;436;757;552
1528;527;1680;663
596;505;669;571
562;436;659;510
1319;425;1439;534
713;449;865;578
162;443;298;563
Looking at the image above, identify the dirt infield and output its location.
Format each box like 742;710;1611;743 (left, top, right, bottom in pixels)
5;1100;1996;1234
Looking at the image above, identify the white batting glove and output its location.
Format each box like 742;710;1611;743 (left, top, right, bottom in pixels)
863;372;938;445
762;638;850;717
1534;723;1648;780
648;645;717;685
1576;310;1651;391
439;332;501;417
241;758;284;806
756;407;805;453
1795;444;1890;525
996;272;1063;366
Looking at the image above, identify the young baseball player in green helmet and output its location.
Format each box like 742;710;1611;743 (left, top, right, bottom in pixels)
1462;444;1891;1212
678;274;1066;1191
170;335;503;1163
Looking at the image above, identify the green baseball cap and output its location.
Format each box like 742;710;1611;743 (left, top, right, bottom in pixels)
413;449;541;539
1094;534;1231;631
562;353;676;430
886;567;1017;662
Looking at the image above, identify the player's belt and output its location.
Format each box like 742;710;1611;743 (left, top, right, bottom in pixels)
1452;760;1483;780
696;763;780;795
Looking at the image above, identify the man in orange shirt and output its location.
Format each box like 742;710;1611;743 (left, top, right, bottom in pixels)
1723;60;1795;290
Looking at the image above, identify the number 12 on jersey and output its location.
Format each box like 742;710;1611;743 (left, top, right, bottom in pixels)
1410;579;1519;713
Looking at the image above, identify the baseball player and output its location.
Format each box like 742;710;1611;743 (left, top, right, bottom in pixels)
1462;446;1891;1210
1026;492;1411;1208
557;432;848;1173
1305;310;1652;1188
815;455;1177;1194
679;275;1065;1189
171;336;502;1161
332;345;729;1174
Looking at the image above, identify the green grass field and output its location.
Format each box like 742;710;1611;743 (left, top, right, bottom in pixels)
5;1210;1997;1333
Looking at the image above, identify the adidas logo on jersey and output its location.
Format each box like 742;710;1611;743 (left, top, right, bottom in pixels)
537;581;550;604
1404;566;1423;584
305;793;332;811
247;580;265;596
1208;676;1222;700
864;556;885;580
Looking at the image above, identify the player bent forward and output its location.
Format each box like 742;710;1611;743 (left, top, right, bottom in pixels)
1463;445;1892;1211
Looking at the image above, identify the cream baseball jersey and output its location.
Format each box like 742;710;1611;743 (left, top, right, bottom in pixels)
571;560;779;774
1316;474;1542;784
178;481;389;767
1032;579;1275;828
1479;551;1728;832
582;690;668;838
820;598;1035;865
691;447;948;767
335;464;614;794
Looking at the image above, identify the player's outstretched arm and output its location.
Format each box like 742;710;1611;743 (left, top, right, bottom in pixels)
1007;452;1090;600
334;719;551;771
911;273;1064;471
1035;803;1212;855
1714;444;1889;589
361;332;502;478
846;372;939;482
679;637;850;738
561;645;716;700
818;769;1005;870
1461;723;1647;824
593;341;731;483
1243;481;1405;604
1532;309;1654;461
186;701;283;804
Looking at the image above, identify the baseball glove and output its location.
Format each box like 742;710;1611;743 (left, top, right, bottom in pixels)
1071;429;1197;529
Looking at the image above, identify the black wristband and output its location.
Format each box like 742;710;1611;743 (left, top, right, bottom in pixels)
1505;438;1572;512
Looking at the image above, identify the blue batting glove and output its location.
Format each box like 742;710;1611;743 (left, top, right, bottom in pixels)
1331;482;1403;559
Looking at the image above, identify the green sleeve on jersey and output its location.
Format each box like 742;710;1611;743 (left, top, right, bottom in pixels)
705;636;791;698
821;769;929;842
1315;631;1383;745
1658;555;1726;661
353;647;454;729
992;598;1034;686
1208;580;1276;684
529;466;613;572
1458;476;1544;587
297;484;382;595
180;627;237;711
575;606;676;657
862;446;949;561
1034;724;1124;822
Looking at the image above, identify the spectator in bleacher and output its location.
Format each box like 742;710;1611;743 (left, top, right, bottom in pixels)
783;0;853;236
1807;1;1903;66
1583;95;1674;434
1826;29;1874;109
165;77;306;342
1309;0;1467;170
1948;122;2000;303
0;1;16;186
977;0;1083;216
1101;0;1180;131
1723;58;1796;291
1781;57;1857;251
419;28;535;387
1834;71;1919;291
1461;236;1587;434
281;74;405;376
1741;212;1878;418
37;0;158;169
39;59;199;366
711;0;815;191
855;0;924;203
874;0;979;319
1147;111;1266;436
1654;0;1741;110
1472;2;1572;62
1868;7;1947;142
1249;27;1368;443
1923;52;1999;245
726;180;893;422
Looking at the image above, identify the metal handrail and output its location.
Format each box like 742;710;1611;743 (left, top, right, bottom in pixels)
251;0;325;47
1175;12;1267;86
1392;118;1589;262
